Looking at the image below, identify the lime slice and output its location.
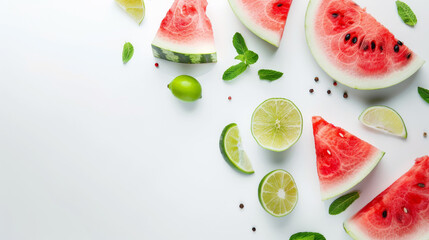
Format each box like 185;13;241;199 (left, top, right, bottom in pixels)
359;106;407;138
115;0;145;24
219;123;254;174
258;169;298;217
251;98;303;152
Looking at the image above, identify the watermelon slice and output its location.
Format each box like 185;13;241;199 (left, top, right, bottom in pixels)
344;156;429;240
305;0;425;90
151;0;216;64
228;0;293;47
312;116;385;200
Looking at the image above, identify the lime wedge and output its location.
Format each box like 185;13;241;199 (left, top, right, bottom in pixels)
115;0;145;24
359;106;407;138
258;169;298;217
219;123;254;174
251;98;303;152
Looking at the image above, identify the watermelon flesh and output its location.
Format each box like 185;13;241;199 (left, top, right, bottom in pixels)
228;0;293;47
344;156;429;240
305;0;425;89
312;116;385;200
152;0;217;64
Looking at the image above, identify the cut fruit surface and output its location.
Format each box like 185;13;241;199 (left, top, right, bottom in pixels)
344;156;429;240
152;0;217;64
359;106;407;138
219;123;254;174
115;0;145;24
228;0;293;47
305;0;425;89
251;98;303;152
258;169;298;217
312;116;384;200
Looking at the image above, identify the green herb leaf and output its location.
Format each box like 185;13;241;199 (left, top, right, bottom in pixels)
418;87;429;104
258;69;284;81
396;1;417;26
329;191;360;215
122;42;134;64
244;50;259;65
290;232;326;240
233;32;248;54
223;62;248;81
235;54;245;62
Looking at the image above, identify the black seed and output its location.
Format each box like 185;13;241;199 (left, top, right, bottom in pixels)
252;227;256;232
239;203;244;209
363;45;369;51
352;37;358;44
371;41;376;50
314;77;319;82
345;34;351;41
309;89;314;93
418;183;425;188
379;46;384;52
394;45;400;53
343;92;348;98
407;53;412;59
424;132;427;137
327;90;332;94
382;210;387;218
277;3;283;7
332;13;338;18
398;40;403;46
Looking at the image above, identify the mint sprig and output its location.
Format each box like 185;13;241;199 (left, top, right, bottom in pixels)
329;191;360;215
223;33;259;81
418;87;429;104
122;42;134;64
396;1;417;26
290;232;326;240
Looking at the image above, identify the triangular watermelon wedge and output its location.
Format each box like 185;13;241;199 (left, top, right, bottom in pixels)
312;116;385;200
152;0;216;64
228;0;293;47
344;156;429;240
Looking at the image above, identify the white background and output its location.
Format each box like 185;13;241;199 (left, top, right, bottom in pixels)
0;0;428;239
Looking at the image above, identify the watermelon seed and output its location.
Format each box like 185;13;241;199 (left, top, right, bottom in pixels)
314;77;319;82
345;34;351;41
252;227;256;232
403;207;408;214
407;53;412;59
394;45;400;53
239;203;244;209
277;3;283;7
382;210;387;218
379;46;384;52
309;89;314;93
339;133;344;138
397;40;403;46
333;81;338;86
327;90;331;95
343;92;348;99
363;45;369;51
332;13;338;18
418;183;425;188
327;150;331;155
371;41;376;50
352;37;358;44
424;132;427;138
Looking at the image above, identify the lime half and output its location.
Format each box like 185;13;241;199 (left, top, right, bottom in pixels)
219;123;254;174
359;106;407;138
115;0;145;24
258;169;298;217
251;98;303;152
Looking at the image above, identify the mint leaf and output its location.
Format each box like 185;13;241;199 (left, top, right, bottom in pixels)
396;1;417;26
244;50;259;65
233;32;248;54
223;62;248;81
258;69;284;81
329;191;360;215
290;232;326;240
235;54;245;62
418;87;429;104
122;42;134;64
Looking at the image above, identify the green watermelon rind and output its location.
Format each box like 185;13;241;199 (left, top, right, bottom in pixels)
152;44;217;64
304;0;425;90
227;0;282;47
321;151;385;201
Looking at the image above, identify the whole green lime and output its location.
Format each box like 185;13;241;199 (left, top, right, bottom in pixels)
168;75;202;102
